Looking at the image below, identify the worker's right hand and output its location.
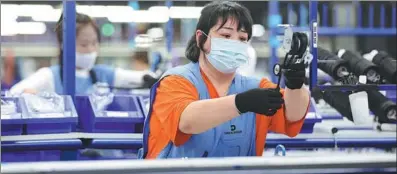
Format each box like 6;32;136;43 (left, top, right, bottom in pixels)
235;88;284;116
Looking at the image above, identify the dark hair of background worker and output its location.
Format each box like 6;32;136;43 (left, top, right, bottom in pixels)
132;51;150;71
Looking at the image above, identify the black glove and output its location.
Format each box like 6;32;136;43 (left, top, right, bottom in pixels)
142;74;159;88
283;58;305;90
235;88;284;116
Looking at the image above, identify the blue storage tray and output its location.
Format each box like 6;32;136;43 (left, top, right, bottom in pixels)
22;95;78;135
301;98;322;133
1;97;24;136
75;95;144;133
1;150;61;162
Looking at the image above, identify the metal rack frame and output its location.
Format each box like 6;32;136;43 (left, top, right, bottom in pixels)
267;0;397;91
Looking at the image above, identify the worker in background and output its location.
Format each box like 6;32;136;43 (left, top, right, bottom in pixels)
139;1;310;159
10;13;157;95
1;49;21;91
132;51;150;71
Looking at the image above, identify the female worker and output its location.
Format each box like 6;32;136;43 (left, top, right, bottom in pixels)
139;1;310;159
10;13;156;95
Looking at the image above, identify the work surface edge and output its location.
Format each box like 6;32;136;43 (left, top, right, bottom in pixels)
2;131;396;142
1;154;396;174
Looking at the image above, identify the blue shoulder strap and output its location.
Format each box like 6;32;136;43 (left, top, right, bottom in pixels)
138;80;160;159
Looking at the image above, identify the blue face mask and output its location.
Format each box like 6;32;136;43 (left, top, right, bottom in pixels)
203;34;249;74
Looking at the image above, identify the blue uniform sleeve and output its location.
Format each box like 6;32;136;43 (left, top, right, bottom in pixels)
92;64;115;86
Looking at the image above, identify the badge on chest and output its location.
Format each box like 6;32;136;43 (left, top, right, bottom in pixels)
221;114;252;141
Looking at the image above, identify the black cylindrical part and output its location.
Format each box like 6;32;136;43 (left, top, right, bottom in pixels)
366;90;397;123
321;90;354;122
317;47;350;80
338;49;380;83
372;51;397;84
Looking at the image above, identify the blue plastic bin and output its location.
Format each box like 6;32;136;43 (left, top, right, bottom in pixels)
75;95;144;133
1;97;24;136
22;95;78;135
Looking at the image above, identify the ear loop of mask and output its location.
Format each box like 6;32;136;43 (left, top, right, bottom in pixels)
198;31;211;55
242;45;254;68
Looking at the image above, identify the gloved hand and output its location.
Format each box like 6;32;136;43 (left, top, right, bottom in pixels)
235;88;284;116
142;74;159;88
283;58;305;90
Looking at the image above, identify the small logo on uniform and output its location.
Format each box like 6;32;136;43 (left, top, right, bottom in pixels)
231;125;236;131
225;124;242;135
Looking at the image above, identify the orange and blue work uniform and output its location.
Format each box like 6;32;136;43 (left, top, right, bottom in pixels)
139;62;308;159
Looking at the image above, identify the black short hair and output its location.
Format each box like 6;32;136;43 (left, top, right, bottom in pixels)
185;1;253;62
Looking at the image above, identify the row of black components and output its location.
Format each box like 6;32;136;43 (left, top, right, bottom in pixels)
316;47;396;85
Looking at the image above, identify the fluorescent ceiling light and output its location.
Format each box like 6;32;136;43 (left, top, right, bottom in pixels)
170;6;203;19
18;5;54;17
108;10;169;23
1;4;19;21
17;22;47;35
149;6;203;19
31;9;62;22
77;5;108;18
3;4;204;24
1;21;18;36
1;22;47;36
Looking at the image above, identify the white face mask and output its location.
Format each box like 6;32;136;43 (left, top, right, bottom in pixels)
76;52;97;70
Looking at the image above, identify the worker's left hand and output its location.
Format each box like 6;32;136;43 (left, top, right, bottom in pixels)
283;58;305;90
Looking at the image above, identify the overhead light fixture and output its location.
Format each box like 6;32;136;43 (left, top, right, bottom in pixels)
3;4;204;24
108;10;169;23
1;21;47;36
1;21;18;36
17;22;47;35
18;5;54;17
31;9;62;22
148;6;203;19
77;5;108;18
169;6;203;19
1;4;19;21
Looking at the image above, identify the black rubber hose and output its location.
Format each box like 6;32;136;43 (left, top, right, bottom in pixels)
320;89;354;122
338;49;380;83
372;51;397;84
366;90;397;123
317;47;350;80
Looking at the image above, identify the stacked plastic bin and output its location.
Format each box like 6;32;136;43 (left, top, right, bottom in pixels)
1;95;78;162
